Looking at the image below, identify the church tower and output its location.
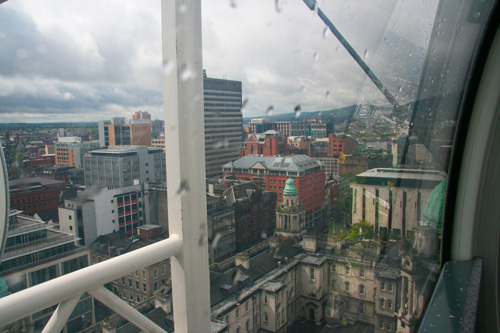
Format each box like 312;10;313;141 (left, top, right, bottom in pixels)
275;178;306;239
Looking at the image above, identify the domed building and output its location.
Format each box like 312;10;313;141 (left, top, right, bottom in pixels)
275;178;306;239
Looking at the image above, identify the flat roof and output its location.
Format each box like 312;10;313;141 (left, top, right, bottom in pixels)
356;168;446;181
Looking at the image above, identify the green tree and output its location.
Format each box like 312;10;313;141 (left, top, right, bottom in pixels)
8;166;22;179
346;220;374;241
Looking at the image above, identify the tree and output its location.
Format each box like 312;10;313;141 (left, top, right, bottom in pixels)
346;220;374;241
8;166;22;179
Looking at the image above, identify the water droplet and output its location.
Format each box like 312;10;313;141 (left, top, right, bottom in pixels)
363;49;369;59
211;233;222;249
408;52;412;57
300;85;306;92
322;27;328;39
275;0;283;13
180;63;195;81
177;180;190;196
398;86;403;93
472;12;481;20
240;98;249;114
294;105;302;118
313;51;319;61
230;0;237;8
325;91;330;98
266;105;274;116
336;46;341;53
179;3;187;13
163;60;175;75
261;231;267;239
232;270;242;285
213;138;230;149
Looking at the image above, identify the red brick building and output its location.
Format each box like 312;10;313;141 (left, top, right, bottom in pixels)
9;177;65;217
223;155;325;227
328;134;359;157
241;130;288;157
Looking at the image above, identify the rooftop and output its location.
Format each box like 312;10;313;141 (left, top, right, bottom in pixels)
224;154;323;173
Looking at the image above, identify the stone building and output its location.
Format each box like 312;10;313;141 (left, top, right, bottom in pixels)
275;178;306;239
350;168;446;237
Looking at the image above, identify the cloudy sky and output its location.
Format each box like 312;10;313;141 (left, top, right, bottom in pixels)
0;0;438;123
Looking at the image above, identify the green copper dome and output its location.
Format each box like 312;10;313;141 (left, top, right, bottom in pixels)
0;276;8;298
283;178;298;196
423;177;447;231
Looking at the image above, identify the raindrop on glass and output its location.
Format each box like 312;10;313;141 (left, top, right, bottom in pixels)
211;233;222;249
179;3;187;13
336;46;341;53
294;105;302;118
313;51;319;61
325;91;330;98
230;0;237;8
163;60;174;75
261;231;267;239
180;63;194;81
363;49;369;59
322;27;328;39
275;0;283;13
266;105;274;116
398;86;403;93
213;138;230;149
177;180;190;196
300;85;306;92
240;98;249;114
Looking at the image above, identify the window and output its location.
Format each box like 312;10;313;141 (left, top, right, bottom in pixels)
387;300;393;309
358;302;365;314
235;308;239;318
345;266;350;275
360;269;365;278
264;312;269;323
381;282;386;291
388;283;393;292
380;298;385;308
345;300;350;311
264;295;268;304
359;284;365;295
135;281;139;289
310;268;315;280
153;269;158;278
331;264;336;272
246;319;250;332
345;281;350;292
143;283;147;292
245;302;248;311
142;270;146;279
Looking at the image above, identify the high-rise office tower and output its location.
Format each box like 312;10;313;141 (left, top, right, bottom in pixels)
203;71;242;179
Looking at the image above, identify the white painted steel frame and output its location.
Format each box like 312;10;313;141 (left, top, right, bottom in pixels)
0;0;211;332
162;0;212;332
0;235;182;329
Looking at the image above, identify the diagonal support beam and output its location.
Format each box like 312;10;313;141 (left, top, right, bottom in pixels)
89;286;165;332
42;293;83;333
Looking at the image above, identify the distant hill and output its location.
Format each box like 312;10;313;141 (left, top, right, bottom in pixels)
243;105;357;125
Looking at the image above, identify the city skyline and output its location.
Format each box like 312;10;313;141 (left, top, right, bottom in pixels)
0;0;437;123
